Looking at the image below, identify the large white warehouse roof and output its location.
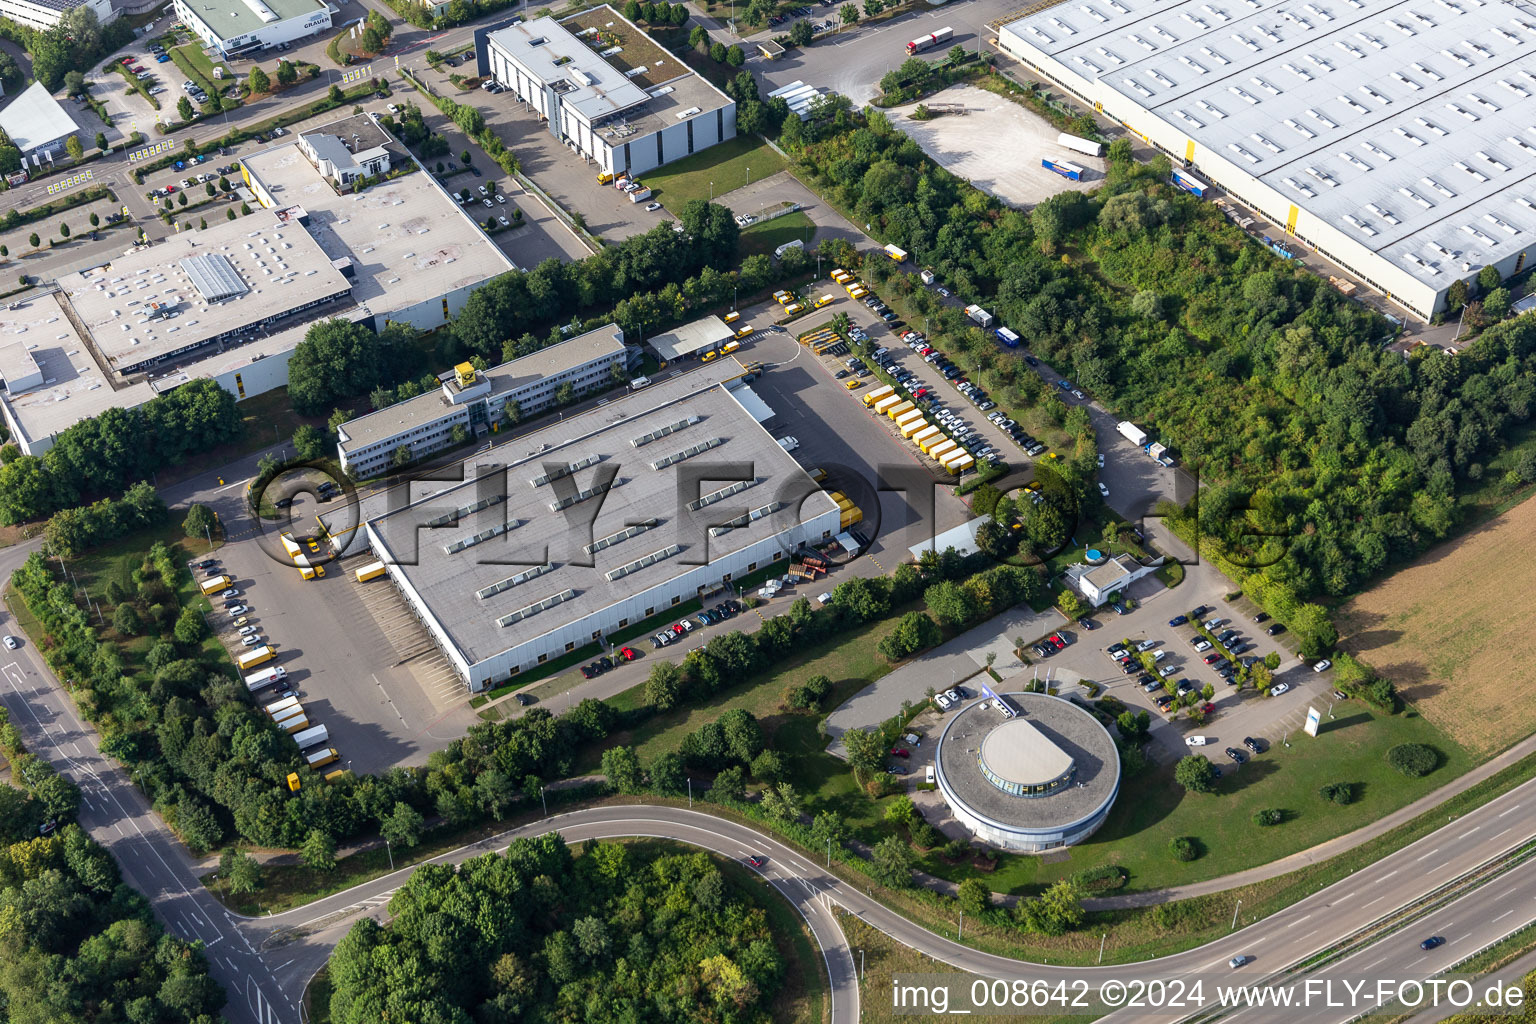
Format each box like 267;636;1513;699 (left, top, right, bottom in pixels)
1000;0;1536;316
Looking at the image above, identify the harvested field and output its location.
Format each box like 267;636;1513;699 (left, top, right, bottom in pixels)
1337;494;1536;757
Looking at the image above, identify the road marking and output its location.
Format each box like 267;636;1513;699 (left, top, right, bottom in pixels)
1285;913;1312;928
1363;896;1384;908
1460;826;1479;838
1414;848;1439;862
1495;910;1515;922
1495;827;1511;840
1380;870;1398;880
1499;803;1522;817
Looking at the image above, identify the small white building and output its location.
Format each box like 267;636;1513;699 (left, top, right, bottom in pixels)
0;0;110;32
174;0;332;57
1063;553;1158;607
299;131;390;188
484;4;735;177
0;83;80;165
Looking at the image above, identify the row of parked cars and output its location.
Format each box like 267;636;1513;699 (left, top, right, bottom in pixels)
869;336;1005;470
649;599;744;650
1031;631;1075;659
580;647;638;679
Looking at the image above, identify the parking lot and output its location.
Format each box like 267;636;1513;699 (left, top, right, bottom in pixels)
208;478;481;776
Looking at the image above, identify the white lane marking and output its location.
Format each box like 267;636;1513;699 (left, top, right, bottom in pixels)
1460;827;1479;838
1414;848;1439;862
1499;803;1522;817
1495;910;1515;922
1285;914;1312;929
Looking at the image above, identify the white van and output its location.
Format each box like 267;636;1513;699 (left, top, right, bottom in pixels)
1186;736;1209;746
925;764;935;784
629;376;651;390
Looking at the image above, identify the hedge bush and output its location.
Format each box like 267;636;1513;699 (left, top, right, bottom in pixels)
1319;782;1354;805
1386;743;1439;778
1169;836;1201;862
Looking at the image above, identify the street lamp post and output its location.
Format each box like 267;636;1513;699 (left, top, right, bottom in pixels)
541;786;548;815
746;165;750;187
709;180;714;201
1231;899;1242;930
386;838;394;872
1098;933;1107;964
958;909;963;939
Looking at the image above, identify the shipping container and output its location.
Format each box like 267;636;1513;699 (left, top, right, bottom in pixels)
264;695;301;718
911;425;941;447
885;400;915;420
919;431;950;454
1117;421;1149;447
995;327;1021;347
927;439;958;461
324;769;349;784
354;561;387;583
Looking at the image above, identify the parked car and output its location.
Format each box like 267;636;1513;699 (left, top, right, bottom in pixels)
1271;682;1292;695
1313;659;1332;673
1225;746;1247;764
1243;736;1261;753
1267;623;1287;635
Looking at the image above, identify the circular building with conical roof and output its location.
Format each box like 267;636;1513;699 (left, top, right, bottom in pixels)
933;690;1120;852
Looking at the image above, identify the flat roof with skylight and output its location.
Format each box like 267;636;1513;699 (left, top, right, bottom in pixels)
56;211;349;376
189;0;329;43
365;366;839;671
999;0;1536;314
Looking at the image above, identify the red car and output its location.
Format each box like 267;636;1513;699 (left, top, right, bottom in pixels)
618;646;637;661
120;56;135;64
1203;653;1221;664
746;855;765;868
165;184;177;193
1049;636;1066;650
890;747;909;758
1201;702;1215;714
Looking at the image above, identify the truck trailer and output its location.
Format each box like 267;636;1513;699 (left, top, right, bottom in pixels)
863;384;895;407
275;713;309;735
291;724;330;751
1117;421;1149;447
1041;158;1084;180
264;695;300;718
354;561;387;583
883;243;908;263
995;327;1021;347
906;26;952;53
911;425;941;448
1057;133;1105;157
245;665;289;693
964;304;995;328
1171;169;1209;198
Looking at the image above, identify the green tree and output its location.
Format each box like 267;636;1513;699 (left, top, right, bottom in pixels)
1174;754;1216;794
292;423;328;460
173;606;206;644
276;60;297;86
94;131;107;152
870;835;913;888
380;801;424;848
328;84;344;103
601;746;644;793
182;502;215;539
58;222;70;238
710;40;727;61
1290;603;1338;659
220;847;262;894
248;66;270;94
111;602;142;636
789;18;814;45
957;877;990;915
301;829;337;870
840;3;860;25
178;95;195;121
65;135;83;161
725;44;745;66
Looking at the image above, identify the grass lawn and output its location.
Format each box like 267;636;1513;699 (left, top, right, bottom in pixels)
171;44;236;112
646;134;787;209
919;701;1469;894
740;211;817;260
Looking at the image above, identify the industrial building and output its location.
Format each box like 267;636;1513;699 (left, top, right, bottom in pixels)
336;324;632;477
934;690;1120;852
173;0;331;57
0;83;81;165
0;0;110;31
998;0;1536;319
0;120;515;455
482;5;735;176
354;359;840;691
647;315;732;363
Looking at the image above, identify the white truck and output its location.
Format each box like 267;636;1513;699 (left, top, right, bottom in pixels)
244;665;289;694
964;304;995;328
1117;421;1149;447
1057;133;1105;157
292;723;329;751
628;187;653;203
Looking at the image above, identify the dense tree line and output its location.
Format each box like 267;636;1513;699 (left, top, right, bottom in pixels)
329;835;783;1023
0;7;133;93
0;379;240;525
0;706;227;1021
781;102;1536;603
43;480;165;557
452;203;739;359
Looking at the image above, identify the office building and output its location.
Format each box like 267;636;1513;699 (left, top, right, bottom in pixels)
174;0;331;57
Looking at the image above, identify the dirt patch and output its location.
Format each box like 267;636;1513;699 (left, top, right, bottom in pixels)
1337;494;1536;757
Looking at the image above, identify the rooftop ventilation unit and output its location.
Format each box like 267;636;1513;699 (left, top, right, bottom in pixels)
477;563;555;600
631;416;702;447
549;478;620;512
444;520;521;555
605;544;681;582
651;436;725;470
530;454;601;487
687;478;759;511
1399;187;1434;209
675;106;702;119
495;589;576;628
1343;214;1378;236
709;501;786;536
1284;118;1316;137
585;518;661;556
424;493;506;529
